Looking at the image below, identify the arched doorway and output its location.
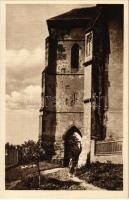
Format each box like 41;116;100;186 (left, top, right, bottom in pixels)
63;126;82;167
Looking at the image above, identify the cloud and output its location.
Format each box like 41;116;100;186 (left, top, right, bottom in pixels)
6;47;45;94
6;85;41;111
6;47;44;70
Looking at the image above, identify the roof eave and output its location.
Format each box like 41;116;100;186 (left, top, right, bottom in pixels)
47;18;91;34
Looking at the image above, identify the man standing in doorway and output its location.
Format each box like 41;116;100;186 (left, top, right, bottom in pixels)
68;131;82;177
63;126;82;178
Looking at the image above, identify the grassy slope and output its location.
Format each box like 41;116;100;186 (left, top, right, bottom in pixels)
76;162;123;190
6;161;123;190
5;161;60;189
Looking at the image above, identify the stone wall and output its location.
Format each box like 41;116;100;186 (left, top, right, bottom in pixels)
106;8;123;139
90;140;123;164
42;26;86;163
56;75;84;112
56;40;85;74
41;5;123;165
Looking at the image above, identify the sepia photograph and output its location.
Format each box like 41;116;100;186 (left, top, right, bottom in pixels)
0;0;128;198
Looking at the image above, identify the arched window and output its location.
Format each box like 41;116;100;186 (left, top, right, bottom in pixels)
71;43;80;70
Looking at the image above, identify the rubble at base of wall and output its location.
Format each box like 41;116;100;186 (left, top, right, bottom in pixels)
52;140;64;165
42;136;64;165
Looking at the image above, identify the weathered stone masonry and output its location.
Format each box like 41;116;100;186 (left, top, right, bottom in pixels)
39;5;123;165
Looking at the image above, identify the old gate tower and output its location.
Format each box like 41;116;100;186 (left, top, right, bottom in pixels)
39;5;123;165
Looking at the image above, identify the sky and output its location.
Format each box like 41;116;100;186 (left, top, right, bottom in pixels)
6;4;95;145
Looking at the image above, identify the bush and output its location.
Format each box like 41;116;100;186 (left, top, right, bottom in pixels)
21;140;45;164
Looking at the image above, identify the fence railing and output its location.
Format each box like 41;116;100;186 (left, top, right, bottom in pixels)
95;140;122;155
5;148;19;168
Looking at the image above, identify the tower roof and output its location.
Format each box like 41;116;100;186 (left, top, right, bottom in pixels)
47;6;100;31
48;6;97;21
47;5;123;32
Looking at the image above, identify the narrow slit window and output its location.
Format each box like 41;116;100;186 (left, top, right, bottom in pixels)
71;43;79;69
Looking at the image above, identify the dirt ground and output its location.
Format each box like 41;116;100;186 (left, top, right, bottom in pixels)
5;161;123;190
5;161;60;189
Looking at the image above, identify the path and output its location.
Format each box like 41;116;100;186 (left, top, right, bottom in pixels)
41;167;106;190
6;166;106;190
6;180;21;190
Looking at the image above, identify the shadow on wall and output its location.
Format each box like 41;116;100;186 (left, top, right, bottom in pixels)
42;37;57;160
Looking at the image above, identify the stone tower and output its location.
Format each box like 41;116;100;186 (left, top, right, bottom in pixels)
39;5;123;165
39;6;98;164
